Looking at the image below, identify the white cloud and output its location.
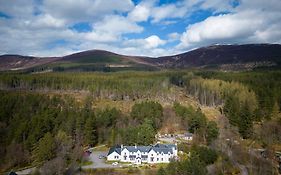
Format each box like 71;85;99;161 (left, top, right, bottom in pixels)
150;0;202;23
145;35;166;48
42;0;134;23
177;0;281;50
128;2;151;22
83;15;143;43
118;35;169;56
129;0;202;24
93;15;143;35
200;0;236;12
31;14;66;29
123;35;166;49
0;1;35;18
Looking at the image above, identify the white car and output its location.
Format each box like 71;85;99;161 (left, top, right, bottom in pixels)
112;162;118;166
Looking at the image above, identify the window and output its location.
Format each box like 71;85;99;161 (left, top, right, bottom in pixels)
124;156;127;160
151;157;154;162
161;158;163;161
157;158;159;161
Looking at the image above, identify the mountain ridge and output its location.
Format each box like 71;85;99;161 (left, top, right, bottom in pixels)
1;43;281;71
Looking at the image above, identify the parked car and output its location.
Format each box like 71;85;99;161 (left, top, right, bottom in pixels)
112;162;118;166
99;154;106;159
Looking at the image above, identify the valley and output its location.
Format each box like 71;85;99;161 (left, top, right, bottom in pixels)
0;69;280;175
1;0;281;174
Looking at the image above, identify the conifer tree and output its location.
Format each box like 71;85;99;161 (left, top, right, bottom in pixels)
33;132;56;163
84;116;97;146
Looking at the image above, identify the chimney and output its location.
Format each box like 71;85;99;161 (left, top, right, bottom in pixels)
121;144;123;149
135;144;137;149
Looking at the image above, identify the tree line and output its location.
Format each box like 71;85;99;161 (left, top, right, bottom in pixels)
0;71;174;100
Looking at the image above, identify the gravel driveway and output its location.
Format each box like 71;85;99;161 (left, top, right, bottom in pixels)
82;151;119;169
158;137;176;143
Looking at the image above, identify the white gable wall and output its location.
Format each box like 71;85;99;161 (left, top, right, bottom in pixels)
155;151;171;163
107;151;120;161
147;149;157;164
120;148;130;162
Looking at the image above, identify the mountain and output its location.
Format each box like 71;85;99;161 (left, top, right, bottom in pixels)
155;44;281;70
0;50;155;72
0;55;59;71
0;44;281;71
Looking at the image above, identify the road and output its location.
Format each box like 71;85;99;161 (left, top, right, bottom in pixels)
157;137;176;143
16;167;36;175
82;151;121;169
16;145;111;174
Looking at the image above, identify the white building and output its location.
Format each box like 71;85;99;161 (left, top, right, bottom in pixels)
183;133;193;141
107;143;177;164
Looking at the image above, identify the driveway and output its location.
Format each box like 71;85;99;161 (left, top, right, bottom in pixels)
82;151;119;169
16;167;36;175
158;137;176;143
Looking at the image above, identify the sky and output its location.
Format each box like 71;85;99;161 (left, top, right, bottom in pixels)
0;0;281;57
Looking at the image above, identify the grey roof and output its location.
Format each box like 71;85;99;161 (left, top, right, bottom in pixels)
124;146;151;153
108;144;176;156
151;144;175;154
152;147;172;154
185;133;193;137
107;145;121;156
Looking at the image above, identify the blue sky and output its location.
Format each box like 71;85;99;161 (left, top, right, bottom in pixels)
0;0;281;57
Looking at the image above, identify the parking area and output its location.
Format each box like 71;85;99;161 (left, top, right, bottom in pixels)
82;151;121;169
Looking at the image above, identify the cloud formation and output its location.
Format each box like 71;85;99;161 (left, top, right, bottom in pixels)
177;0;281;50
0;0;280;57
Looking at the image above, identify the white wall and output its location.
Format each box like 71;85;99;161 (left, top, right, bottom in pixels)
154;152;171;163
120;148;130;162
147;149;157;164
107;151;120;161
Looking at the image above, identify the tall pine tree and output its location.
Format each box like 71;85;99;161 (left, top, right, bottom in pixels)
84;116;98;146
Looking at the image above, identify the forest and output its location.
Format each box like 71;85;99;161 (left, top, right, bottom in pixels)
0;70;280;174
0;91;165;173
